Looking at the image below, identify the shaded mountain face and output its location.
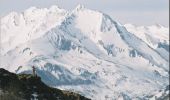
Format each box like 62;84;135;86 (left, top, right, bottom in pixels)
0;68;90;100
0;5;169;99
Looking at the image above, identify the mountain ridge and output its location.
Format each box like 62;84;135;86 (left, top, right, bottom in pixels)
0;68;90;100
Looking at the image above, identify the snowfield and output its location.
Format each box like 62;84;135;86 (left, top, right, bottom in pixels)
0;5;169;100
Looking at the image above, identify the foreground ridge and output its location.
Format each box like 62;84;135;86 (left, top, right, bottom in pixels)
0;68;90;100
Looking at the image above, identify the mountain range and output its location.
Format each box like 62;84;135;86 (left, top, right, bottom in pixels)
0;5;169;100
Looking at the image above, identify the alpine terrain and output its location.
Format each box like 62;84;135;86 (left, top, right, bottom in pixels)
0;5;169;100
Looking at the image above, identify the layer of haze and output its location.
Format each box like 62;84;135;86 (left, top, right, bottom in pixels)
0;0;169;26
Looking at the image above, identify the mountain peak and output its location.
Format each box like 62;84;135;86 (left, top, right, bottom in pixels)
75;4;85;11
153;23;163;28
25;6;38;13
49;5;65;12
50;5;60;9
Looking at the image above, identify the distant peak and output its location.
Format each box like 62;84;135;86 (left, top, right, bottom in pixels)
50;5;59;9
124;24;135;27
25;6;38;12
75;4;85;11
154;23;163;28
49;5;61;11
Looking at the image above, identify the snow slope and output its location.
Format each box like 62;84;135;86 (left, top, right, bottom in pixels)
125;24;169;62
0;5;169;100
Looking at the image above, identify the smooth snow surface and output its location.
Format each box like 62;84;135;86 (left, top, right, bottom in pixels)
0;5;169;100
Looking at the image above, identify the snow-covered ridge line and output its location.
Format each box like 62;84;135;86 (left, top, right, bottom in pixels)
0;5;68;54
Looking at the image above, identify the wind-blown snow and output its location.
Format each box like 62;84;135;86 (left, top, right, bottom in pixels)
0;5;169;100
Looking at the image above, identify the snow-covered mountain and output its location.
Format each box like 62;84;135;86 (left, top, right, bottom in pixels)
0;5;169;100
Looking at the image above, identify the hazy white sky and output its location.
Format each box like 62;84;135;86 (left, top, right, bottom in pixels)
0;0;169;26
